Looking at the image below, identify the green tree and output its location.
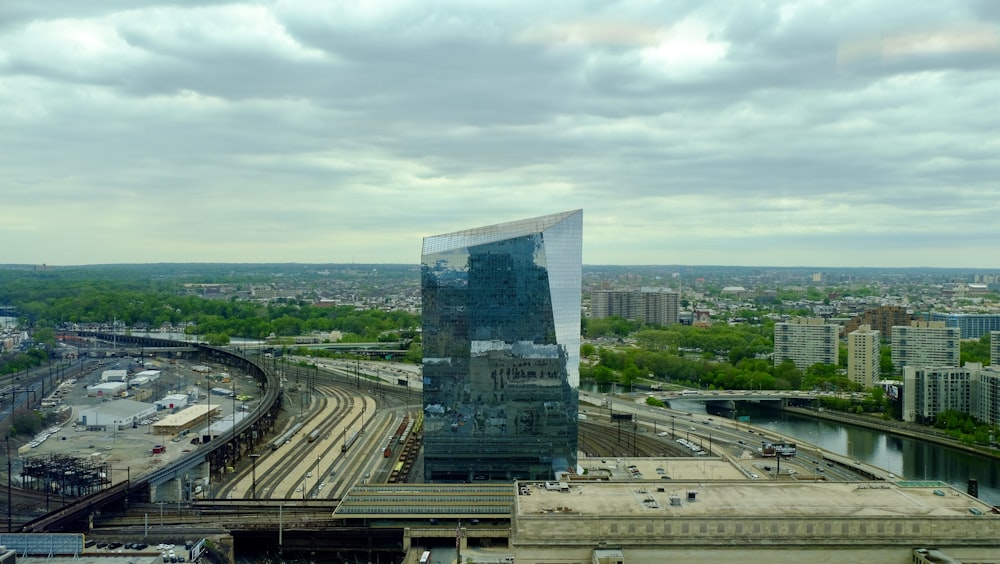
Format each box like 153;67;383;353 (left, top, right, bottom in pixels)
961;334;992;366
206;333;231;346
33;327;57;347
592;365;615;384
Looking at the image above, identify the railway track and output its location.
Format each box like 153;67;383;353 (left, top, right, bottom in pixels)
579;421;690;458
215;382;354;500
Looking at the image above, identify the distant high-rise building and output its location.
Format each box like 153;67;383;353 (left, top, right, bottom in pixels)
992;331;1000;367
639;287;680;326
903;364;979;424
590;287;679;325
590;290;641;320
773;318;839;369
847;325;880;388
927;313;1000;340
901;362;1000;427
977;366;1000;426
891;321;960;374
420;210;582;482
843;305;914;339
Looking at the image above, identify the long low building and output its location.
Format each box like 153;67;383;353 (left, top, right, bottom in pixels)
78;400;158;429
511;480;1000;563
150;404;219;436
330;479;1000;563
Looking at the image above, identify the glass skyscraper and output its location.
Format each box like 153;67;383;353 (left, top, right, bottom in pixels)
421;210;582;482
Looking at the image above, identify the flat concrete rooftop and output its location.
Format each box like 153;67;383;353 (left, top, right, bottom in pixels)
579;456;743;481
516;480;996;519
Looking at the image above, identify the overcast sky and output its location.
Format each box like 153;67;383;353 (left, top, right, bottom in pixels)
2;1;999;267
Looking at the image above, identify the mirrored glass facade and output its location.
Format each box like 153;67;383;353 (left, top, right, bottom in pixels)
421;210;582;482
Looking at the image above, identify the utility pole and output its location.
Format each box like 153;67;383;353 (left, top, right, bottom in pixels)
250;453;260;499
5;436;12;532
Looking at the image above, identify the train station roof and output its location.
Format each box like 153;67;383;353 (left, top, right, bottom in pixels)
334;484;516;519
515;479;995;518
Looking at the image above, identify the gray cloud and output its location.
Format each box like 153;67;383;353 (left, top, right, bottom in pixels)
1;0;998;267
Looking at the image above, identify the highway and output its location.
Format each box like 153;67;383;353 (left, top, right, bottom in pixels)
584;391;884;482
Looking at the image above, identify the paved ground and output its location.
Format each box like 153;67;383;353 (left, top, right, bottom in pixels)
10;357;254;496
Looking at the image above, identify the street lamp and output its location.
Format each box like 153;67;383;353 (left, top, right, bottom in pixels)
314;456;322;495
671;416;675;439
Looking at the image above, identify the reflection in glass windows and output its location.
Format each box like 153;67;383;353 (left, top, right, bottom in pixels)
421;210;582;482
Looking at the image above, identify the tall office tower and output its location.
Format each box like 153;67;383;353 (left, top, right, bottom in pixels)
891;321;960;374
847;324;881;388
773;318;839;370
420;210;582;482
990;331;1000;366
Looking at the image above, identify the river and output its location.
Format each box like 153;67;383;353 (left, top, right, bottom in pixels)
665;398;1000;506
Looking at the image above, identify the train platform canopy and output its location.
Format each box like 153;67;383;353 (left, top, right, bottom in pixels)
334;484;516;520
151;404;219;434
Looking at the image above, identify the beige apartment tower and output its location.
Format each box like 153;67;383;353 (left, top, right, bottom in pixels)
773;317;839;370
590;287;679;326
891;321;960;374
847;324;881;388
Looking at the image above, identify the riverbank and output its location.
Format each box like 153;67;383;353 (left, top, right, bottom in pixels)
784;406;1000;462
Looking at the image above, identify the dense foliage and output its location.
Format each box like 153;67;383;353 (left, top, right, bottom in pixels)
0;269;419;342
933;409;998;447
0;348;49;377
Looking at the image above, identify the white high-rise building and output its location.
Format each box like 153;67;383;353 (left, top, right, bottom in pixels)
977;366;1000;427
891;321;960;374
773;318;838;369
902;364;979;424
991;331;1000;367
847;324;880;388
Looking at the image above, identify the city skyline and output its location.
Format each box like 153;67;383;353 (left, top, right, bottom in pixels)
3;2;1000;268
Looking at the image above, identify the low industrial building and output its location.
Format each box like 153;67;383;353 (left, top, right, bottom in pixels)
134;369;161;380
78;400;158;430
151;404;219;436
193;411;249;443
86;382;127;397
100;369;128;382
155;393;189;411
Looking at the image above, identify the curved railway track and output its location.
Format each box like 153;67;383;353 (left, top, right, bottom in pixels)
213;369;410;502
214;382;352;500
